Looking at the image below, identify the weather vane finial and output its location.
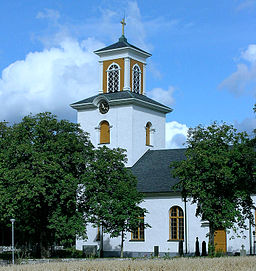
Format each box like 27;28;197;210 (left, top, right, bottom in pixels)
120;17;126;36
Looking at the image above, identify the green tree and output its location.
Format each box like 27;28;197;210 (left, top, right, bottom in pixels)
0;113;94;257
253;103;256;145
78;146;148;258
171;122;255;251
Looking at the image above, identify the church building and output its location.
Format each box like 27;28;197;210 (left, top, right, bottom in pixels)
71;21;255;256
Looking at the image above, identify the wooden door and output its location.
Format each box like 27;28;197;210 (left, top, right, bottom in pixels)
214;229;226;253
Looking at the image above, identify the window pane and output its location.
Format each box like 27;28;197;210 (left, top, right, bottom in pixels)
171;207;177;217
139;221;144;240
132;217;144;240
108;64;119;92
178;208;184;217
133;65;140;93
171;218;177;239
132;230;138;240
178;218;184;239
170;207;184;240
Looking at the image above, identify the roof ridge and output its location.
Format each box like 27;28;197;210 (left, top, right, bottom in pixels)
127;91;134;98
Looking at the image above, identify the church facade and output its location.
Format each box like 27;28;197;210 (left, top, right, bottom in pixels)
71;29;255;256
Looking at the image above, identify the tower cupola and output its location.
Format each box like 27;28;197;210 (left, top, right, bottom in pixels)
94;19;151;95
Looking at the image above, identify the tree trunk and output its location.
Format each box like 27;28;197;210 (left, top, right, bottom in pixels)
39;231;49;258
120;230;124;258
209;222;215;256
99;224;104;258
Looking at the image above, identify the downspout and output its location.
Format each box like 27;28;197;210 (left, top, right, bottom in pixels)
184;197;188;254
249;219;252;255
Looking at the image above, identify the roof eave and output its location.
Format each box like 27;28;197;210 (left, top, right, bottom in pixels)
94;46;152;58
110;97;172;113
70;103;96;110
71;97;172;113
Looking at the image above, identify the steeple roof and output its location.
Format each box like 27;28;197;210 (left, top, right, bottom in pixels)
70;91;172;114
94;35;151;57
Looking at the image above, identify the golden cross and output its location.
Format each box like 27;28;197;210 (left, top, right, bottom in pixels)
121;18;126;36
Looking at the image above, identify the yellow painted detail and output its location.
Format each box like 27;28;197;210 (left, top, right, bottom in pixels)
214;229;226;253
146;122;151;146
103;58;124;93
169;206;184;240
120;18;126;36
100;121;110;144
130;59;144;94
131;216;144;240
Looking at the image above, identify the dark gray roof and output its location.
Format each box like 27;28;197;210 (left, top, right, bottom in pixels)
71;91;172;112
131;149;186;193
94;36;151;56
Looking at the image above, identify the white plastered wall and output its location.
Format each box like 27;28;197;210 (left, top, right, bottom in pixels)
77;103;166;167
76;195;256;255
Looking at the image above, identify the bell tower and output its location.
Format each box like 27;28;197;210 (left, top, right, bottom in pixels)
94;18;151;95
71;20;172;167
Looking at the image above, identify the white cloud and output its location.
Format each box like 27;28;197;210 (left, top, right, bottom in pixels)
237;0;256;11
234;117;256;137
148;86;175;107
241;44;256;62
0;37;104;123
219;44;256;97
0;3;181;124
36;9;60;22
166;121;188;149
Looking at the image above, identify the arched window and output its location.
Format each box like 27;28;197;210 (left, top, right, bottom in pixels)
169;206;184;240
131;216;144;241
132;64;141;93
146;122;152;146
100;121;110;144
107;63;120;92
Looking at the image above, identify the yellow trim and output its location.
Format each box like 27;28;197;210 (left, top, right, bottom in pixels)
146;122;151;146
169;206;184;241
100;121;110;144
131;216;144;241
103;59;124;93
96;226;100;241
130;59;143;94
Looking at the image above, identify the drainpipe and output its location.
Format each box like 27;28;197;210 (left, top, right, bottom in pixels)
184;197;188;254
249;220;252;255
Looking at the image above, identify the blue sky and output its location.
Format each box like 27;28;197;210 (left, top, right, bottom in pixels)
0;0;255;148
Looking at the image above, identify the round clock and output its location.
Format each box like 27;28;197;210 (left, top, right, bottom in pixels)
99;100;109;114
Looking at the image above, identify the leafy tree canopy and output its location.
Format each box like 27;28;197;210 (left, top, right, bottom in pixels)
78;146;148;257
0;113;94;257
171;122;256;247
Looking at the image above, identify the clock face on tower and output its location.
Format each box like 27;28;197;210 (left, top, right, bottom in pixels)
99;100;109;114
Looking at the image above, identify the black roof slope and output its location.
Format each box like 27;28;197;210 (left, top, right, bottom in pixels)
71;91;171;111
94;36;151;56
131;149;186;193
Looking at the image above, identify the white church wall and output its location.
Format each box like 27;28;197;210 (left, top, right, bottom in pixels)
76;195;208;256
77;104;133;166
77;103;166;167
131;105;166;166
76;195;256;256
224;195;256;254
185;199;209;254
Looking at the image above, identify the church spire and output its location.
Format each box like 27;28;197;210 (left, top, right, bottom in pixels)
119;17;127;42
120;17;126;36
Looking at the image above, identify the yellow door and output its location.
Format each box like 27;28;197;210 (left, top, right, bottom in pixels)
214;229;226;253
